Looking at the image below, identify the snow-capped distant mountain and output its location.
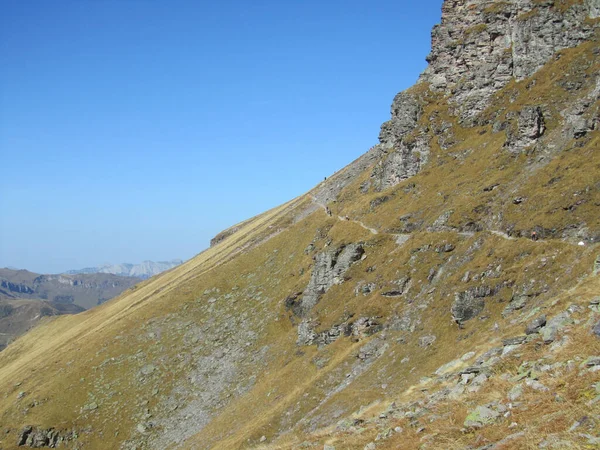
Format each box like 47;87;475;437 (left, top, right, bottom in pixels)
65;259;183;279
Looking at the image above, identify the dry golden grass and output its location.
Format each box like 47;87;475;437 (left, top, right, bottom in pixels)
0;25;599;450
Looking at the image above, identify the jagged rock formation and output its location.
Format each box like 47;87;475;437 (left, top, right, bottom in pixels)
16;426;74;448
0;1;599;450
420;0;600;122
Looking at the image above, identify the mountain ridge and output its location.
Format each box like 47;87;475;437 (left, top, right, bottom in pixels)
0;1;599;449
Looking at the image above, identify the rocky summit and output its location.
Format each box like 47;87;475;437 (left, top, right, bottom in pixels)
1;1;599;449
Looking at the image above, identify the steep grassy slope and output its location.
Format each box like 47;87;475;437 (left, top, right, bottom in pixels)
1;3;599;450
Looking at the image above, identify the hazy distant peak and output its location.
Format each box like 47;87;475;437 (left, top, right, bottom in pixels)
66;259;182;279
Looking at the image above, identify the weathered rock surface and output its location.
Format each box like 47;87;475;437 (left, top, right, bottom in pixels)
293;244;364;316
451;285;497;324
505;106;546;152
525;315;546;335
17;426;68;448
420;0;600;121
378;91;422;148
464;405;500;428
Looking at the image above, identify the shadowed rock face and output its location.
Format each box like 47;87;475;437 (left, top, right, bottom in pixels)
451;285;498;323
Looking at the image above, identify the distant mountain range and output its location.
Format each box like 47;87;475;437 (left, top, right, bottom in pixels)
0;260;181;351
65;259;183;279
0;268;141;351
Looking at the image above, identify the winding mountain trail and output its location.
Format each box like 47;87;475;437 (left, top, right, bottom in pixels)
309;195;379;235
489;230;516;241
309;196;589;250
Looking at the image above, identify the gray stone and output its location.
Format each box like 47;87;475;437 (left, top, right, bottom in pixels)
419;335;437;347
461;351;476;361
525;379;549;392
18;426;63;448
371;136;430;191
464;405;500;428
508;384;523;401
542;312;573;344
297;320;317;346
502;336;527;346
83;402;98;411
140;364;156;376
593;321;600;338
378;91;421;148
525;315;546;335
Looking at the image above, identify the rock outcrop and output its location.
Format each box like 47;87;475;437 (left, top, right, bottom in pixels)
420;0;599;122
451;285;498;324
370;90;430;191
504;106;546;152
291;244;365;316
17;426;72;448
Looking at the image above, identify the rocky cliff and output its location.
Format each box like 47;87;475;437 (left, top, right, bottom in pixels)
0;1;599;449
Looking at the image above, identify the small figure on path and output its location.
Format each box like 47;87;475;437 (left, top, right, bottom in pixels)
531;231;538;241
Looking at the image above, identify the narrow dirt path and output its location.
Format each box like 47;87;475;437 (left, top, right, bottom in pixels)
310;196;587;248
489;230;516;241
309;195;379;235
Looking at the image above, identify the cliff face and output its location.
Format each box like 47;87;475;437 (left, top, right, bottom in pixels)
0;2;599;450
421;0;599;121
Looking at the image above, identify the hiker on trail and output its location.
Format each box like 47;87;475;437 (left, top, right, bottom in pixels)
345;215;350;221
531;231;538;241
325;206;332;217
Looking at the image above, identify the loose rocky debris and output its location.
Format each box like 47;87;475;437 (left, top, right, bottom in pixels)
297;316;382;347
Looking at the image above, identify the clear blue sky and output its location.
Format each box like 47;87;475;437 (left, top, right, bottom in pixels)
0;0;443;274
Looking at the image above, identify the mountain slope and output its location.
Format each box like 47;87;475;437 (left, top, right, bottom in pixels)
1;1;599;449
0;298;84;352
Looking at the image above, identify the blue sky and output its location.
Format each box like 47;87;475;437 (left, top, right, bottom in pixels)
0;0;443;274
